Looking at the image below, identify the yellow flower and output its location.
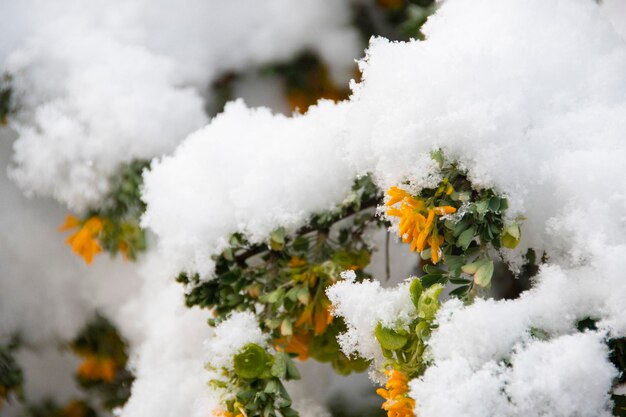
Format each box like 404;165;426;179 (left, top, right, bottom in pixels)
76;354;117;382
376;369;416;417
60;215;104;264
386;187;456;264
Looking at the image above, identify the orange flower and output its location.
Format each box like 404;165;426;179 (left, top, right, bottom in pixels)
295;304;313;328
63;401;88;417
376;369;416;417
61;216;104;264
274;332;311;360
386;187;456;264
313;301;333;336
117;241;130;261
59;215;80;231
77;354;117;382
289;256;307;268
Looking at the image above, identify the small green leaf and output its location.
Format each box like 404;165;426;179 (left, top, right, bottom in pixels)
236;389;255;404
270;227;286;251
271;352;287;378
296;287;310;305
280;319;293;336
292;236;310;252
234;343;271;379
452;217;472;237
420;273;444;288
375;323;409;350
488;197;501;212
410;279;423;309
430;149;444;167
267;288;284;304
264;379;279;394
457;226;476;250
285;357;301;380
275;396;292;408
461;260;481;275
414;321;431;341
475;200;489;215
529;327;550;340
449;285;470;297
501;223;521;249
474;260;494;287
418;284;444;321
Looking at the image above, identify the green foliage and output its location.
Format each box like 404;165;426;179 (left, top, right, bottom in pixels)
0;343;24;406
376;276;442;378
80;159;149;260
211;343;300;417
0;74;13;126
20;400;99;417
390;153;523;300
71;315;134;410
179;175;381;376
351;0;437;45
181;176;383;417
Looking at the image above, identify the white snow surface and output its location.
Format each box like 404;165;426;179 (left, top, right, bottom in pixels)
326;279;415;365
141;0;626;415
1;0;360;211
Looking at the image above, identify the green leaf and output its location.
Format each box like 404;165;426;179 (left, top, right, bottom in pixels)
423;264;445;275
444;255;465;272
270;227;286;251
280;319;293;336
417;284;443;321
474;260;494;287
457;226;476;250
488;197;501;213
420;273;444;288
296;287;310;305
274;396;292;408
452;217;472;237
430;149;444;167
449;285;470;297
410;279;423;309
285;357;301;380
501;223;521;249
475;200;489;215
414;321;431;341
375;323;409;350
461;260;481;275
271;352;287;379
267;288;284;304
529;327;550;340
234;343;271;379
292;236;310;252
264;379;279;394
236;389;255;404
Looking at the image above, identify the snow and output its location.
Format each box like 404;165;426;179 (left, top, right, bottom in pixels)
4;0;626;415
1;0;360;211
141;0;626;415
